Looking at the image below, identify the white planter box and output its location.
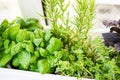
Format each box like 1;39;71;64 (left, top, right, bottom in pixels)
0;68;94;80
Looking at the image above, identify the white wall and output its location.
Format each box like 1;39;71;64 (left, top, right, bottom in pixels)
0;0;22;22
0;0;45;26
89;0;120;38
18;0;45;27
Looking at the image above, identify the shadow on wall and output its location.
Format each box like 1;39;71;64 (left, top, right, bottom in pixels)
94;4;120;30
89;3;120;39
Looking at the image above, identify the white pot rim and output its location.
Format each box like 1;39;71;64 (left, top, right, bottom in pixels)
0;68;94;80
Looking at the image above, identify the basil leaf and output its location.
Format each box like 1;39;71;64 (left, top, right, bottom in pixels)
18;50;31;69
37;59;51;74
9;23;20;40
39;48;48;57
2;28;10;39
33;38;43;47
16;29;29;42
0;53;13;67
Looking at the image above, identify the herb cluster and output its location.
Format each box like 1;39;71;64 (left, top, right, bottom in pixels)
0;0;120;80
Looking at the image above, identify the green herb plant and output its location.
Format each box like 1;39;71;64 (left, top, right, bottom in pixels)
0;0;120;80
43;0;120;79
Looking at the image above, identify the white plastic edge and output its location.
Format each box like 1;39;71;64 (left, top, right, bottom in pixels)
0;68;94;80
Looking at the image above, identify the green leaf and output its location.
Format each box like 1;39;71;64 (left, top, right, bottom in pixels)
44;29;52;42
9;41;16;56
54;49;69;61
26;18;38;25
46;44;54;54
34;29;45;38
10;44;16;56
26;42;34;53
13;17;26;28
4;41;16;54
1;19;9;30
12;56;19;67
37;59;51;74
30;56;37;64
34;29;41;38
0;37;3;47
10;23;20;40
4;39;10;49
15;42;23;53
18;50;31;69
46;37;62;54
47;56;57;67
33;38;43;47
23;41;34;53
53;38;62;51
39;48;48;57
25;18;43;30
54;51;62;59
28;31;35;41
0;53;13;67
69;55;76;61
27;24;42;31
2;28;10;39
40;41;45;47
29;64;38;72
34;50;40;57
4;47;11;54
16;29;29;42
